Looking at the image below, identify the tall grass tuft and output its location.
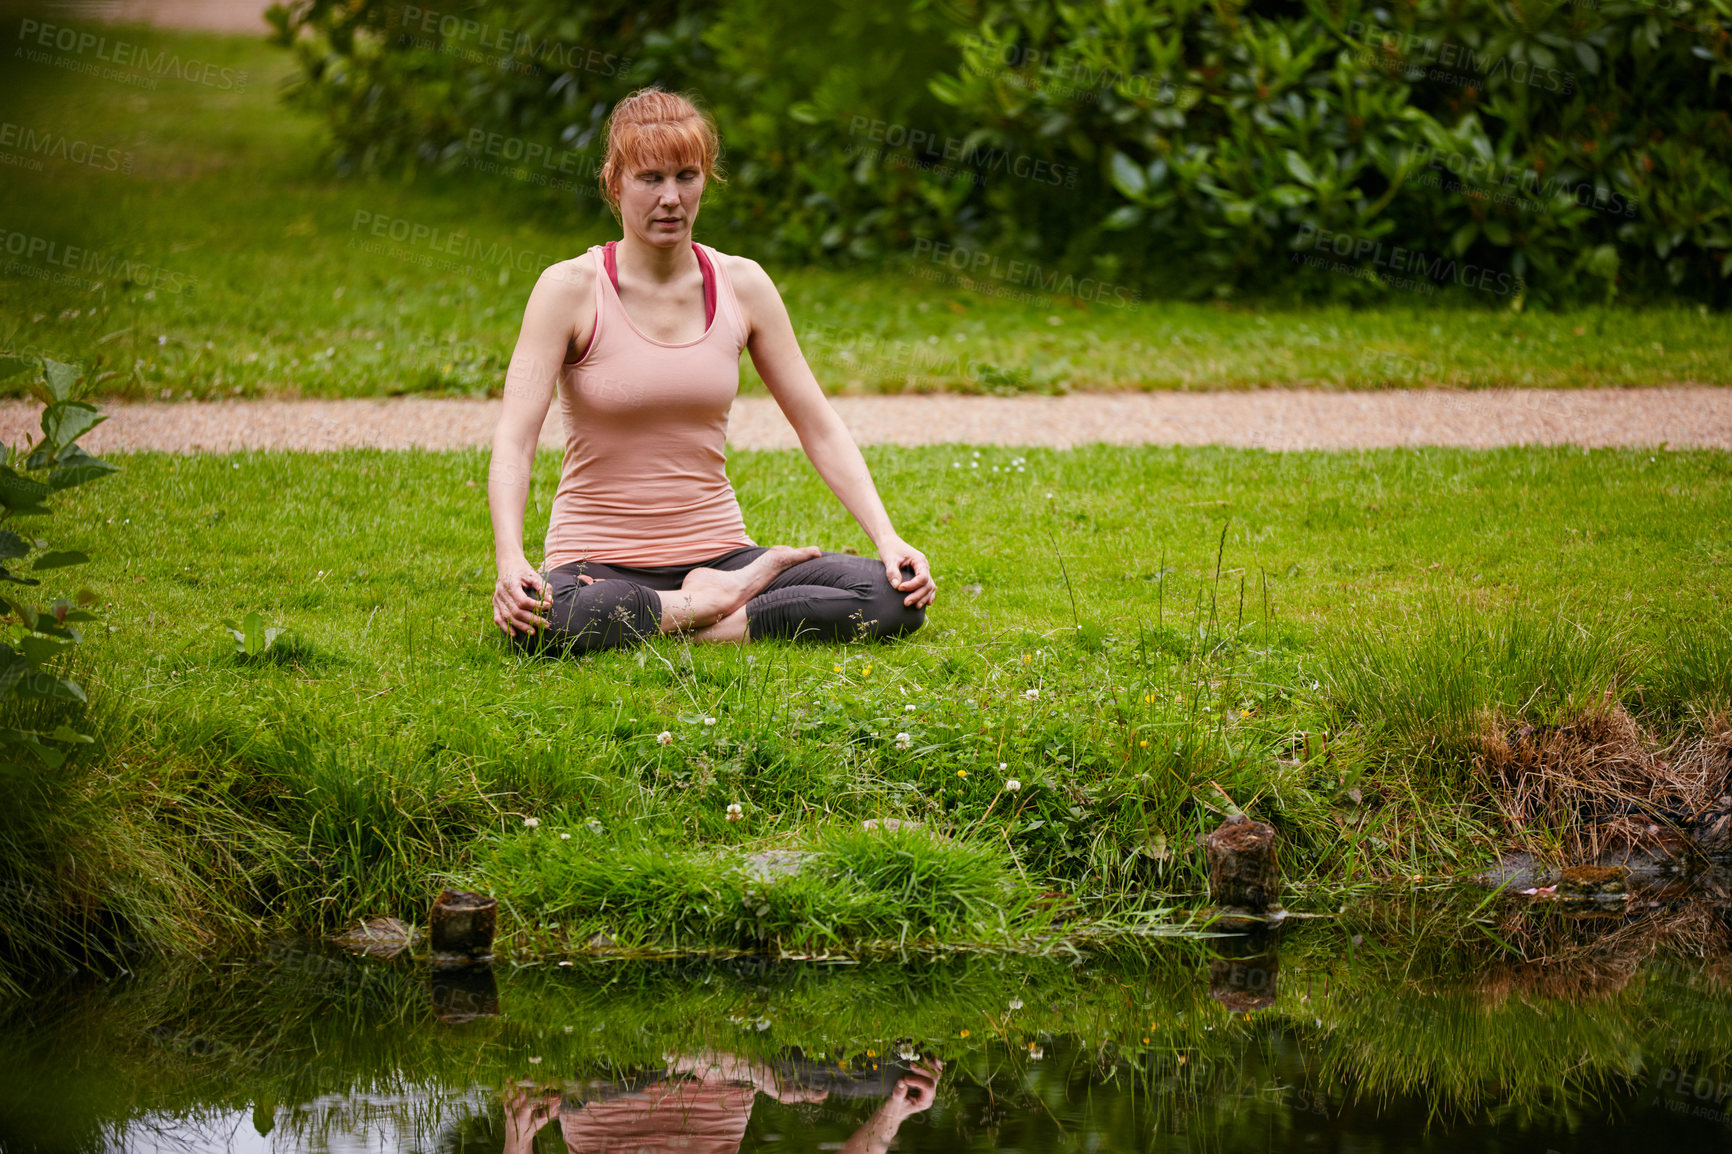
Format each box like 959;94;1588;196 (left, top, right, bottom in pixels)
1317;600;1635;774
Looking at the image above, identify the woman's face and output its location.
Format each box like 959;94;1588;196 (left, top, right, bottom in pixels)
617;154;705;247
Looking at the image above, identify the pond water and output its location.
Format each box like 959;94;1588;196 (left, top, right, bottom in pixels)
3;896;1731;1152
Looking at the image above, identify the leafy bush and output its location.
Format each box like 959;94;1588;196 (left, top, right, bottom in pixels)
0;355;117;776
270;0;1732;303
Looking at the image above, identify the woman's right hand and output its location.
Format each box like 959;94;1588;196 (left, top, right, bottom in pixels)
494;559;552;638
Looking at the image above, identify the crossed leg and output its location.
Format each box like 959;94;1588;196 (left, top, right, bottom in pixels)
523;545;922;656
657;545;820;634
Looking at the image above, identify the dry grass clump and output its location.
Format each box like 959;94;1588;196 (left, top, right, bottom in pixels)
1477;700;1732;863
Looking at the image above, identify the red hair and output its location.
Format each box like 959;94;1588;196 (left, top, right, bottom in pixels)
598;88;725;213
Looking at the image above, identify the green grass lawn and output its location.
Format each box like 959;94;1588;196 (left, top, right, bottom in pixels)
1;22;1729;400
2;439;1723;981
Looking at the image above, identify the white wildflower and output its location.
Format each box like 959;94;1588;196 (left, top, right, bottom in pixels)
726;803;744;822
894;732;912;750
1005;779;1022;792
1023;688;1040;700
523;817;540;828
703;716;717;726
559;832;571;841
1009;998;1023;1010
657;730;674;745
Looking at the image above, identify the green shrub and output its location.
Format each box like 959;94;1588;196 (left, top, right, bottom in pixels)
271;0;1732;302
0;354;117;776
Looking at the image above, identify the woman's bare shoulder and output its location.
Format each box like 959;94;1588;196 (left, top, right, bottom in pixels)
715;250;780;326
536;250;599;299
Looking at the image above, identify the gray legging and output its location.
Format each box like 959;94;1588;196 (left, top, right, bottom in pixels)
511;546;925;655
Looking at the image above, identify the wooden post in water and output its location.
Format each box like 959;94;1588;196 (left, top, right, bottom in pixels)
430;889;497;963
1204;815;1280;925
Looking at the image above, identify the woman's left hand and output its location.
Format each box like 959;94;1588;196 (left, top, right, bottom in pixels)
879;537;936;609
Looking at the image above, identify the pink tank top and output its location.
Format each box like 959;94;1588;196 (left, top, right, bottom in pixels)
542;241;757;568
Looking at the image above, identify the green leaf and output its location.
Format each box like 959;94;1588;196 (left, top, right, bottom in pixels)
0;532;28;562
48;444;119;491
0;654;28;697
23;740;65;769
16;675;86;703
0;356;35;382
1101;205;1145;230
41;359;79;403
1283;150;1318;188
40;402;105;450
50;724;94;745
243;610;264;656
0;467;51;510
0;567;39;587
1108;150;1147;198
19;634;71;666
4;598;38;630
30;551;88;571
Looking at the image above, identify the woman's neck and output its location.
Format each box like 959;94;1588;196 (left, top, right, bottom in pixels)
616;234;698;286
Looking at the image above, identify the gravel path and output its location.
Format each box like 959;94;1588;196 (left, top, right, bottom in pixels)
43;0;277;33
3;389;1726;454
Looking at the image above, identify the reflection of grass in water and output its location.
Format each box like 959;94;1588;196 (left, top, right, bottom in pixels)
5;903;1732;1144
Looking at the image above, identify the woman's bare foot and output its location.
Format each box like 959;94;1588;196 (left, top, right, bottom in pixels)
661;545;820;633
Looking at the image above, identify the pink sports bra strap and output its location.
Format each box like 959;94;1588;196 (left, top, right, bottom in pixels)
602;240;716;329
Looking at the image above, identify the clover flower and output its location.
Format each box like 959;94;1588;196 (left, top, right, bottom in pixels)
1005;778;1022;792
1023;688;1040;700
657;731;674;745
894;732;912;750
726;803;743;822
522;816;540;829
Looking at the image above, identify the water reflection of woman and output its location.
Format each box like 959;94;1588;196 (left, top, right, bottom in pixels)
503;1050;943;1154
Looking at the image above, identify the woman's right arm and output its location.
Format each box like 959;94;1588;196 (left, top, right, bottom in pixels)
489;256;595;638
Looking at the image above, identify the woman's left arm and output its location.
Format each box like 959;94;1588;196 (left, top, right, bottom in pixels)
730;258;935;609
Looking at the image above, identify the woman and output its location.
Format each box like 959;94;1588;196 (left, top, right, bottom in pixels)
489;88;936;654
